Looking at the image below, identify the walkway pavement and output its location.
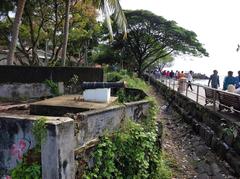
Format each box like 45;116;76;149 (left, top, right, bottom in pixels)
155;77;240;121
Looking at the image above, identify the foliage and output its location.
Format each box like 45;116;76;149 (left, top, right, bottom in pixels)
83;77;171;178
10;117;47;178
92;44;120;65
44;79;60;96
84;106;172;179
0;0;100;66
11;163;41;179
32;117;47;151
109;10;209;76
116;89;139;103
107;70;150;92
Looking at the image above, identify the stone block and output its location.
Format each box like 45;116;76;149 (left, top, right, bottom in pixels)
217;141;229;159
211;136;220;152
192;119;200;134
204;129;214;147
199;125;206;139
223;133;234;147
226;150;240;176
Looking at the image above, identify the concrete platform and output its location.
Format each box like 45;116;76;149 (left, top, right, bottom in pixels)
30;95;117;116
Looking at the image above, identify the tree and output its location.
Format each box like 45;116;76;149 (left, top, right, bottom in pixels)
0;0;100;66
112;10;209;77
7;0;26;65
90;0;127;40
61;0;70;66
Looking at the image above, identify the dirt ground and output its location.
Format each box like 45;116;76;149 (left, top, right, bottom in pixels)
150;88;237;179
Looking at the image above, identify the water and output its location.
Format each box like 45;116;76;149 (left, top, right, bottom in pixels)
192;77;225;89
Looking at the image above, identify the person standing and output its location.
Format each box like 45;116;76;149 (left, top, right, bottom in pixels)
169;70;174;79
223;71;236;90
235;70;240;88
187;71;193;91
208;70;220;89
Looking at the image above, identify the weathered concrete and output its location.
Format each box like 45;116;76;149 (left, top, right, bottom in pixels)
70;99;149;149
0;82;64;100
30;95;118;116
1;96;149;178
0;114;74;179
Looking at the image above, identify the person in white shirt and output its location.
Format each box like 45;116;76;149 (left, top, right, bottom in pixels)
187;71;193;91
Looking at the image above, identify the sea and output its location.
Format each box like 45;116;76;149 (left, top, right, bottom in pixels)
193;75;225;88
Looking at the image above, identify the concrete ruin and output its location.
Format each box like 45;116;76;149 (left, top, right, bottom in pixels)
0;89;149;178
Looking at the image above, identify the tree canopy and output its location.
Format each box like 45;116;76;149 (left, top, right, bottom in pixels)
111;10;209;76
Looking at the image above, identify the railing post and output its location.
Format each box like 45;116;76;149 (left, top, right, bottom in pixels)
185;82;188;97
213;90;216;111
173;80;175;91
196;85;199;103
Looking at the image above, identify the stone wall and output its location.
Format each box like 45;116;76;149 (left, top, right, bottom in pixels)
149;76;240;176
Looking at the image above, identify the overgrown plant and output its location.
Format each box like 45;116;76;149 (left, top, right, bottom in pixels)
107;70;150;92
84;97;172;178
10;117;47;179
32;117;47;151
44;79;60;96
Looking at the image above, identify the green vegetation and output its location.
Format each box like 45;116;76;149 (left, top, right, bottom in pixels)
107;70;150;92
83;72;172;178
99;10;208;77
32;117;47;152
10;117;47;179
44;80;60;96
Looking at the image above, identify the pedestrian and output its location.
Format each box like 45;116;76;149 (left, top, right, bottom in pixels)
170;70;174;78
187;70;194;91
178;71;185;79
235;70;240;88
208;70;220;89
223;71;236;90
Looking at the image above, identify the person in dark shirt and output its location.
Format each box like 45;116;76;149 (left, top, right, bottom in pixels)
223;71;236;90
235;70;240;88
169;70;174;78
208;70;220;89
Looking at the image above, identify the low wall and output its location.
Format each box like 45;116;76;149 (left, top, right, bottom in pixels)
149;76;240;176
0;114;75;179
0;82;64;100
0;66;103;83
0;99;149;178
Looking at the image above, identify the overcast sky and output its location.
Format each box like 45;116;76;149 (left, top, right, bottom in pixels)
121;0;240;76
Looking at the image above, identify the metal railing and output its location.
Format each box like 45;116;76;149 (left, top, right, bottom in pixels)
148;74;240;114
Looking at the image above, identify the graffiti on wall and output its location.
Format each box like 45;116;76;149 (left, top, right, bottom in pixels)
0;119;34;177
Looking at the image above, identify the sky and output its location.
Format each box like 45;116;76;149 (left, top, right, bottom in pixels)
121;0;240;77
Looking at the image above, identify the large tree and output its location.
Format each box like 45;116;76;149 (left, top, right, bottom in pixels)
112;10;209;76
0;0;100;66
7;0;26;65
60;0;128;66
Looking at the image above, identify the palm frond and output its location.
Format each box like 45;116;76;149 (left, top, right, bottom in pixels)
93;0;127;40
107;0;127;39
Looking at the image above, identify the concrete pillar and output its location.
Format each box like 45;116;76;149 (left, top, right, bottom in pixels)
41;117;75;179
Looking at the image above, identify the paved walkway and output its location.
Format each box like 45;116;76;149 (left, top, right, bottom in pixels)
155;77;240;121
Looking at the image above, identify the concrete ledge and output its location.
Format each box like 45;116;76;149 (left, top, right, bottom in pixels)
0;114;74;179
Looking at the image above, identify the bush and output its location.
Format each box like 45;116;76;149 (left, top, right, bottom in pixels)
84;100;172;179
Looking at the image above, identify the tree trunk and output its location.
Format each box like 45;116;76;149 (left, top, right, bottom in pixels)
61;0;70;67
7;0;26;65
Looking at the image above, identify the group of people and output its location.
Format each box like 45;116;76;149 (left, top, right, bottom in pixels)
153;69;194;91
153;69;240;94
208;70;240;94
153;69;186;80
